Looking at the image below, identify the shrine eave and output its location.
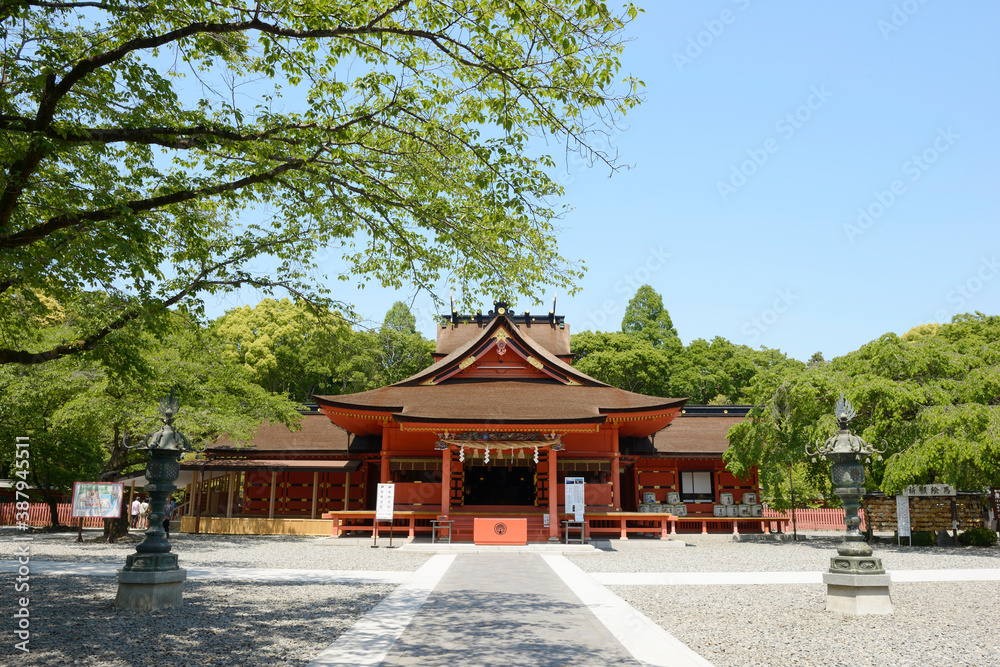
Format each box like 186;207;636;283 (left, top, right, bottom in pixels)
315;397;403;414
392;414;607;425
599;399;686;414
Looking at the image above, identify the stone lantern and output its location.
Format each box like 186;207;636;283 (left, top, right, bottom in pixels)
115;391;196;610
805;394;892;614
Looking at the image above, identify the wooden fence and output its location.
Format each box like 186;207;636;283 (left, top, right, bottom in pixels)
0;503;109;528
762;506;866;531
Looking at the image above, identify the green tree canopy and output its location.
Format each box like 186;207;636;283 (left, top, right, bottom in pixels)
573;285;800;403
571;330;672;396
0;0;643;370
725;313;1000;498
0;302;301;524
212;299;435;397
669;336;801;405
212;297;353;402
621;285;681;351
337;301;435;390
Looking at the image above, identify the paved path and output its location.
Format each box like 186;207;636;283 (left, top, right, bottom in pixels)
382;553;639;666
309;554;712;667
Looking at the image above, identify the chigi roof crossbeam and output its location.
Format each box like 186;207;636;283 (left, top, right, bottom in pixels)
446;299;565;328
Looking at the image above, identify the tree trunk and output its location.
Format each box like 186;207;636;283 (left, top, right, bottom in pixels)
31;469;61;527
44;492;61;527
101;425;126;481
104;501;129;542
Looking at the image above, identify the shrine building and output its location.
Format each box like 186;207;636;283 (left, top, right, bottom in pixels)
179;302;778;540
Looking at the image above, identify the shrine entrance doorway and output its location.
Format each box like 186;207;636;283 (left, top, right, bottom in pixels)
464;464;536;506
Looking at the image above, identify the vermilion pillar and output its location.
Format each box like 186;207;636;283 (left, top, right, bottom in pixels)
380;424;395;484
611;454;621;511
548;446;559;541
441;446;451;517
611;423;621;510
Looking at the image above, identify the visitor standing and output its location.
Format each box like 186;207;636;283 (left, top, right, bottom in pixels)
130;496;141;529
138;497;150;529
163;498;176;538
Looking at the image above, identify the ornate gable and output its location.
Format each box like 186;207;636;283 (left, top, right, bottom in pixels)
396;313;602;388
420;323;582;385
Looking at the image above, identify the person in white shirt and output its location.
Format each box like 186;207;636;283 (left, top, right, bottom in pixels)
130;497;141;528
138;498;150;529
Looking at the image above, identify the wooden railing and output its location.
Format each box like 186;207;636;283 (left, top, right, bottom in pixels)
0;503;106;527
586;513;790;538
762;506;865;531
321;510;440;538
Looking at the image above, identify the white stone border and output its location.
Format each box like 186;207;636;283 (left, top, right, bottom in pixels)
307;554;456;666
542;554;714;667
591;569;1000;585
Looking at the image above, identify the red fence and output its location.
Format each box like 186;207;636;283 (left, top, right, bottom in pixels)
762;506;866;531
0;503;108;528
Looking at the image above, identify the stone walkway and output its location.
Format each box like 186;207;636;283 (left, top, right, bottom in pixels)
308;553;712;667
383;553;638;666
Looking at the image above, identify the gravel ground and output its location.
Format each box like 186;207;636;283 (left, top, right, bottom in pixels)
570;533;1000;573
613;582;1000;667
0;576;393;666
3;530;998;667
0;529;431;571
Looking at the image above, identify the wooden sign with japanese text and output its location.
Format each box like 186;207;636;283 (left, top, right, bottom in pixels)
375;483;395;521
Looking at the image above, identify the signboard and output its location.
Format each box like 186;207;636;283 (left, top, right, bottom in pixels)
895;494;911;538
903;484;956;497
375;483;395;521
71;482;124;518
473;518;527;545
565;477;585;521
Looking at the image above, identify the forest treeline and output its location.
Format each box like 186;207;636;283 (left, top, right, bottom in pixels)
2;286;997;515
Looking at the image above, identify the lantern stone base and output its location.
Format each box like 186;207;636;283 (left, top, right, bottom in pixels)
822;572;893;615
115;568;187;611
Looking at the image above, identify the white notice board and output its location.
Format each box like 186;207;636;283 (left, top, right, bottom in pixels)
896;494;911;537
565;477;585;521
375;483;395;521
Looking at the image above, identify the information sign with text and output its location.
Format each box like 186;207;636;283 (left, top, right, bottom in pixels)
71;482;124;518
896;495;911;538
375;483;395;521
565;477;585;521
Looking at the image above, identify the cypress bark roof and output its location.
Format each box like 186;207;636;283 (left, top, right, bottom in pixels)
315;313;686;435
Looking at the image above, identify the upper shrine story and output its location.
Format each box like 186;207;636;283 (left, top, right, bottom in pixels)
434;299;572;363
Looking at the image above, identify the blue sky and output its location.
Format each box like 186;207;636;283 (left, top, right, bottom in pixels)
209;2;1000;362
